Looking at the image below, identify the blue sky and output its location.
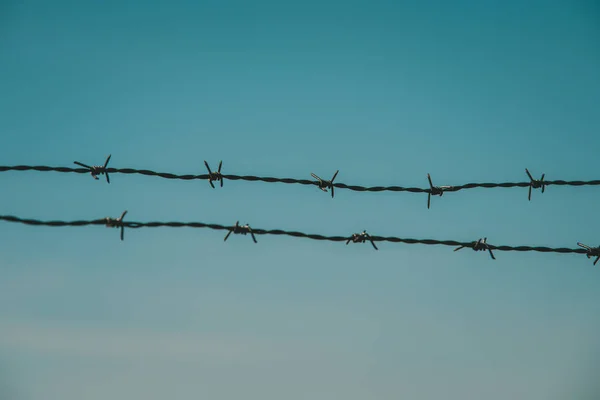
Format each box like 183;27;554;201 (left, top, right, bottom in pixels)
1;0;599;398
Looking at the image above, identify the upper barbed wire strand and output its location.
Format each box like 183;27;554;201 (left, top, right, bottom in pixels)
1;165;599;193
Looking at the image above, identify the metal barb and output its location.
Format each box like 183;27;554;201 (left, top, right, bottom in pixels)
311;170;339;198
223;221;257;243
426;174;452;209
74;155;111;183
525;168;546;201
105;210;127;241
204;160;224;188
577;242;600;265
454;237;495;259
345;230;378;250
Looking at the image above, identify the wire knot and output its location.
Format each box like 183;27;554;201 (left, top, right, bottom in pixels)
454;237;496;259
224;221;257;243
525;168;546;201
346;230;378;250
311;170;339;198
426;173;452;209
577;242;600;265
204;160;223;188
105;210;127;241
74;155;112;183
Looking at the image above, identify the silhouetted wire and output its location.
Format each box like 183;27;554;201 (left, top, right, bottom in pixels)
1;165;599;194
0;215;587;255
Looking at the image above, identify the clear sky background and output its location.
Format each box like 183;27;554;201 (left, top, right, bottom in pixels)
1;0;599;399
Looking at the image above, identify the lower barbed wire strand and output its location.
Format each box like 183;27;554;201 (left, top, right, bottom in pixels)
0;215;589;255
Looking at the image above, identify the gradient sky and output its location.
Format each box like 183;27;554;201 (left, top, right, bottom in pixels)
1;0;600;399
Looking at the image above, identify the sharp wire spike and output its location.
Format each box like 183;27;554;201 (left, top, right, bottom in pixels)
347;231;378;250
204;161;213;175
311;170;339;198
204;160;224;189
119;210;127;241
204;161;215;188
74;161;92;169
577;242;600;266
219;161;224;187
541;174;545;193
105;210;127;241
525;168;546;201
525;168;534;181
224;221;256;243
104;155;111;183
425;174;451;209
73;155;111;183
454;237;495;259
370;239;378;250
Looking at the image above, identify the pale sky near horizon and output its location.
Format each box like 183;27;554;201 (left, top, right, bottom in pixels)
1;1;600;399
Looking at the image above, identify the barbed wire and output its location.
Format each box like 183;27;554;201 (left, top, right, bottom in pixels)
1;214;597;263
1;161;599;205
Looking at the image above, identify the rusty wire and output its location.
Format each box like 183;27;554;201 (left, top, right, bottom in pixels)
0;214;590;260
1;164;599;196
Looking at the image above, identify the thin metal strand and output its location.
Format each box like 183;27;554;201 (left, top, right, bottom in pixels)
0;215;588;256
1;165;599;193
